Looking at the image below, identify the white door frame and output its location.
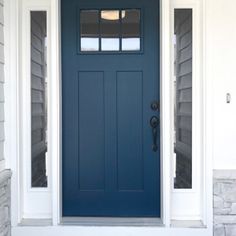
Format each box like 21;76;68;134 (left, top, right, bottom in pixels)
21;1;52;219
49;0;172;225
171;0;203;221
4;0;213;233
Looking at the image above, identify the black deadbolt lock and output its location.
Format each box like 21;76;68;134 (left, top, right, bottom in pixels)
151;101;159;111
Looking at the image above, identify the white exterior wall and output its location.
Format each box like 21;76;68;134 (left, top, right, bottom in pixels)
0;3;12;236
2;0;236;235
0;0;4;170
207;0;236;169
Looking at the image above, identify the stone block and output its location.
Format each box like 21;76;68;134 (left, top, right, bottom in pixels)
214;196;224;209
230;203;236;215
224;202;232;208
214;224;225;236
214;182;222;195
214;171;236;236
214;208;231;215
214;215;236;225
225;225;236;236
221;183;236;202
0;170;11;236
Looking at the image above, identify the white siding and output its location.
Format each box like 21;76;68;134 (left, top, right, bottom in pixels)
0;1;4;163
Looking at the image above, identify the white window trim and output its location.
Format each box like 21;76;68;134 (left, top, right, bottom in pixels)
0;159;5;172
4;0;213;233
5;0;21;224
21;0;52;219
171;0;204;221
4;0;52;222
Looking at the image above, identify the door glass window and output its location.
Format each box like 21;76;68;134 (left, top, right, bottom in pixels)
173;9;193;189
80;10;99;52
121;9;140;51
79;9;141;52
101;10;120;51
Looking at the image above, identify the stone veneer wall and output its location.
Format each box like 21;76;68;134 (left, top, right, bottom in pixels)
0;170;11;236
214;170;236;236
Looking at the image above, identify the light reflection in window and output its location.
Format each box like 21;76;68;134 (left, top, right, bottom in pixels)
80;9;141;52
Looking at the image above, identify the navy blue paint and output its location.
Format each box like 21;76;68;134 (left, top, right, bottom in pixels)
62;0;160;217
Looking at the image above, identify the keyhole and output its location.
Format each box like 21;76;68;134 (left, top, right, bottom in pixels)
151;101;159;111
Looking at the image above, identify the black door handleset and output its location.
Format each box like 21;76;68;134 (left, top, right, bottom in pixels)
150;116;159;152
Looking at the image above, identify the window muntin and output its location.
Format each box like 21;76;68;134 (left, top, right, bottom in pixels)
80;9;141;52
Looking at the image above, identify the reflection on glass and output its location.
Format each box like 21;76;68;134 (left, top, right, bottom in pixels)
31;11;48;187
122;38;140;51
79;9;141;52
174;9;192;189
101;10;120;51
81;38;99;52
80;10;99;51
101;10;120;21
101;38;119;51
122;9;140;51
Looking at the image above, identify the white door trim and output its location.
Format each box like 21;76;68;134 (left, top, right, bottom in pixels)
171;0;203;220
50;0;61;225
21;1;52;219
51;0;173;226
4;0;213;232
4;0;21;225
160;0;172;227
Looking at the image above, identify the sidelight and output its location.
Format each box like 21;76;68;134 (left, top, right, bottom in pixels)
173;9;193;189
31;11;48;188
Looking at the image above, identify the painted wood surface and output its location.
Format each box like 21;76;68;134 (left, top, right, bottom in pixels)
62;0;160;217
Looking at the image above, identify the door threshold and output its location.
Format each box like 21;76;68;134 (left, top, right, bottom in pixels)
61;217;163;227
20;219;52;226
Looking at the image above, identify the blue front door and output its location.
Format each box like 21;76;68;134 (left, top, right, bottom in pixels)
62;0;160;217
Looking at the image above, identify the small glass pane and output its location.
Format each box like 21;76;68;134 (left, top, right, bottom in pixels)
31;11;48;187
121;9;140;51
101;10;120;51
101;38;119;51
122;38;140;51
80;10;99;51
173;9;193;189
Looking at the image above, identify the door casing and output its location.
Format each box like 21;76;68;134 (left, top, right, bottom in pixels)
5;0;212;230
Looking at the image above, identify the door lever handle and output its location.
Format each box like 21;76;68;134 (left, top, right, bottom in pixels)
150;116;159;152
